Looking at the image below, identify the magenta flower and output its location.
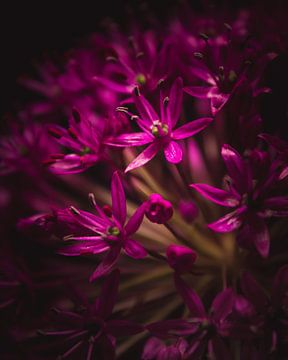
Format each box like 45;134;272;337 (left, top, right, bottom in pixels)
45;109;104;174
142;337;188;360
105;77;213;172
145;194;173;224
166;245;197;274
59;171;147;281
147;275;235;359
39;270;143;360
191;144;288;257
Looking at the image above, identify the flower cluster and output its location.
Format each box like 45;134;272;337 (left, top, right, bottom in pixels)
1;2;288;359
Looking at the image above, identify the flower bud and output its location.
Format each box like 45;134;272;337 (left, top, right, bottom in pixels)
166;245;197;273
178;200;199;223
145;194;173;224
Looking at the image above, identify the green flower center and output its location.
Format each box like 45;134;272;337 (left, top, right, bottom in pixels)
135;73;146;85
107;226;120;236
80;146;91;155
151;120;169;137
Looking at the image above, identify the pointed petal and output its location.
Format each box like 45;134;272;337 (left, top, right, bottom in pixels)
240;215;270;258
221;144;252;194
240;271;269;311
172;117;213;140
133;90;158;126
190;183;240;207
123;239;147;259
184;86;214;99
261;196;288;217
58;240;109;256
164;141;183;163
125;203;146;236
94;269;120;318
168;77;183;127
208;208;244;232
106;320;143;337
111;171;127;226
211;288;235;322
142;338;163;360
125;142;160;172
174;274;206;318
89;246;121;282
104;132;153;147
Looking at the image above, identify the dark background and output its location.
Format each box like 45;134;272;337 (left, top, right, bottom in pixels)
1;0;288;134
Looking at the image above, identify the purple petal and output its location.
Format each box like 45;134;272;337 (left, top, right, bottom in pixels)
164;141;183;163
221;144;252;195
58;240;109;256
104;132;153;147
208;207;245;232
210;92;229;115
166;245;197;274
111;171;127;226
147;319;198;338
94;269;120;318
106;320;143;337
190;183;240;207
242;215;270;258
168;77;183;127
125;203;146;236
158;347;182;360
133;90;158;126
125;142;160;172
240;271;269;311
123;239;147;259
261;196;288;217
174;274;206;318
210;288;235;323
172;117;213;140
142;337;163;360
89;245;121;282
184;86;214;99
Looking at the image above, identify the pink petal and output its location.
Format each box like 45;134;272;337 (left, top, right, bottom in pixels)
184;85;214;99
168;77;183;127
123;239;147;259
125;142;160;172
58;240;109;256
221;144;252;195
133;90;158;126
190;183;240;207
104;132;153;147
211;288;235;322
164;141;183;163
142;338;164;360
147;319;198;338
208;208;245;232
89;245;121;282
174;274;206;318
94;269;120;318
125;203;146;236
111;171;127;226
172;117;213;140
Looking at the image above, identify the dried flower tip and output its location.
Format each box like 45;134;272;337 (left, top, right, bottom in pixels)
69;206;80;215
157;78;165;88
105;56;118;62
163;96;170;107
199;32;209;41
193;52;204;59
88;193;97;207
116;106;129;113
130;115;139;121
224;22;232;31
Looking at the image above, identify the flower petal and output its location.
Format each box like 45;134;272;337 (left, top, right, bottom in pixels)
58;240;109;256
123;239;147;259
125;142;160;172
164;141;183;163
142;338;163;360
168;77;183;128
94;269;120;318
184;86;214;99
125;203;146;236
208;207;245;232
104;132;153;147
221;144;252;195
89;245;121;282
133;90;158;126
190;183;240;207
172;117;213;140
240;271;269;311
111;171;127;226
147;319;198;338
174;274;206;318
210;288;235;323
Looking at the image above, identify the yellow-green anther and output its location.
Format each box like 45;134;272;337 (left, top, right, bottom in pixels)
228;70;237;82
108;226;120;236
81;146;91;155
136;73;146;85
